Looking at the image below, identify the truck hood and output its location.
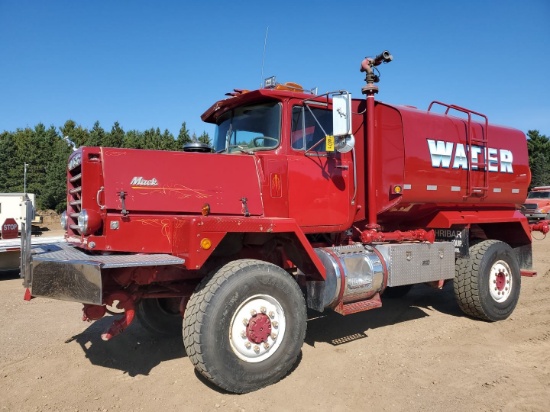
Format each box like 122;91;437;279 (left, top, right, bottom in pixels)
100;148;263;216
524;198;550;208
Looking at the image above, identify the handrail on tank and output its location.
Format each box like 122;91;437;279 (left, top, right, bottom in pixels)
428;100;490;198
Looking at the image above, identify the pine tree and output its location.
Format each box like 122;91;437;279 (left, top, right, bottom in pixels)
89;121;106;147
527;130;550;188
42;137;72;212
123;130;143;149
176;122;192;149
143;128;162;149
103;121;125;148
0;132;20;192
198;131;211;146
60;120;89;149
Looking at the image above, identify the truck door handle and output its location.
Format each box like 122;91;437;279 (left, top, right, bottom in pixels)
336;165;349;170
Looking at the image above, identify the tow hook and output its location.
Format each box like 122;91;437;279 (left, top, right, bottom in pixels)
100;292;136;341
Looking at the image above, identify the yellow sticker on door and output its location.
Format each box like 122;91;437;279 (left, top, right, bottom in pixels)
326;135;335;152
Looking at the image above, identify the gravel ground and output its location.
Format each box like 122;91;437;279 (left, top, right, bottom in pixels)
1;234;549;411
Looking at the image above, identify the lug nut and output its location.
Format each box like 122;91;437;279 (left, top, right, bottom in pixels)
241;330;247;338
271;332;277;340
242;318;249;326
272;321;278;328
260;306;267;314
263;342;270;349
269;311;275;318
250;309;257;316
245;342;251;349
254;345;260;353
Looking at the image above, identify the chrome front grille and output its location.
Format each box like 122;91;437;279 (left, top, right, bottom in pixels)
67;159;82;235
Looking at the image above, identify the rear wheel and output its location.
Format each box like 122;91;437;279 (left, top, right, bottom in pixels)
183;259;306;393
135;298;182;336
454;240;520;321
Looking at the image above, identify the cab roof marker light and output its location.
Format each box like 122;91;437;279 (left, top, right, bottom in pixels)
264;76;276;88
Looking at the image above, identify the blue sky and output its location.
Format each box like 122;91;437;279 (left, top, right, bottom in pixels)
1;1;549;139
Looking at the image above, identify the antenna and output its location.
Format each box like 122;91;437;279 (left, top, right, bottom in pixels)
260;26;269;88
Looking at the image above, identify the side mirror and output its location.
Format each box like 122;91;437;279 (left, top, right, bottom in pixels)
332;93;352;137
335;134;355;153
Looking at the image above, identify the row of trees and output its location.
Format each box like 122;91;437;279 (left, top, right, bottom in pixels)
526;130;550;188
0;122;548;214
0;120;210;212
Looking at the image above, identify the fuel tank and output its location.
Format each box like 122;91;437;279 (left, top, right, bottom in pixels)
371;102;530;222
307;245;384;311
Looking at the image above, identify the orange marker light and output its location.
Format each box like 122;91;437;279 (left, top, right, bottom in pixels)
393;185;402;194
200;238;212;250
202;203;210;216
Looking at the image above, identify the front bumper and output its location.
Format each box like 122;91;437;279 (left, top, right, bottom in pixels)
32;246;104;304
30;244;184;304
21;224;185;305
524;212;548;221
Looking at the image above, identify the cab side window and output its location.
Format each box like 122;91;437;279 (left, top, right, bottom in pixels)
291;106;333;152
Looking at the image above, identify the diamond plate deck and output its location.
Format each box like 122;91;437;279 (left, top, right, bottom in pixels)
33;241;185;268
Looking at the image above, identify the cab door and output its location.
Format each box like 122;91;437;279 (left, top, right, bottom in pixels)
287;104;353;229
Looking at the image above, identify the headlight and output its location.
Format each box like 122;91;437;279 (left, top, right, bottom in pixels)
60;211;68;230
77;209;102;235
77;210;89;233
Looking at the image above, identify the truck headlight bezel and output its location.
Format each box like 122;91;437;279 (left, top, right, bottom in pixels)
60;211;68;230
77;209;102;235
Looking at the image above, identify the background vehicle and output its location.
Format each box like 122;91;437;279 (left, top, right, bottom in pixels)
0;193;40;238
20;51;547;393
522;186;550;221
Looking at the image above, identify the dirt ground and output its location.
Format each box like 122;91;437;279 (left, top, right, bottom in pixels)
1;231;550;412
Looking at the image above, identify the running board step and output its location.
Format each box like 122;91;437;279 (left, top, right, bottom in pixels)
333;293;382;315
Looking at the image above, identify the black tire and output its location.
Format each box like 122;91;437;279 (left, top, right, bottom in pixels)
382;284;414;299
454;240;521;321
183;259;306;393
135;298;183;336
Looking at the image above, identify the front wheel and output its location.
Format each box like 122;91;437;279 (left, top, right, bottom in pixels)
454;240;521;321
183;259;306;393
135;298;182;336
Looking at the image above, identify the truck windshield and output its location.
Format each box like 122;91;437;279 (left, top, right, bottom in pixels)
527;191;550;199
213;102;281;153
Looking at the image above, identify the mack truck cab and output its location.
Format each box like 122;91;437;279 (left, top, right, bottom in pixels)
20;51;548;394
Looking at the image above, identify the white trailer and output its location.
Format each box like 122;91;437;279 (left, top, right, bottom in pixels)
0;193;41;234
0;193;42;270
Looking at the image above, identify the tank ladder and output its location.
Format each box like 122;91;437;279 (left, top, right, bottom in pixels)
428;101;489;198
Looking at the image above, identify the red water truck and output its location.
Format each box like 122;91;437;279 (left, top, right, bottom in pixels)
20;51;548;393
